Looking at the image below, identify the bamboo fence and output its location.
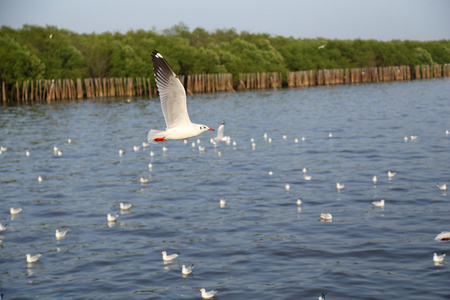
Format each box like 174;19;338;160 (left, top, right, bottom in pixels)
2;64;449;103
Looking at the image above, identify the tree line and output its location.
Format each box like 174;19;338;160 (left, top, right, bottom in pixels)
1;23;449;87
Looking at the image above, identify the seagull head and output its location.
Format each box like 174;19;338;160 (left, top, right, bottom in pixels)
197;124;215;132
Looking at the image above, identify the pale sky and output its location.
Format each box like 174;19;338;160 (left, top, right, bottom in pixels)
0;0;449;41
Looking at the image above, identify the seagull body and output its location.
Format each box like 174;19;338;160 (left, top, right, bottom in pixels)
302;167;307;173
303;174;312;181
55;229;68;240
140;177;149;184
319;293;327;300
26;253;42;263
437;183;447;191
285;183;290;191
133;145;140;151
181;264;194;275
38;176;43;182
388;171;396;178
372;199;385;207
26;150;30;157
0;223;7;232
297;199;302;206
336;183;345;190
147;51;214;142
220;198;227;207
320;213;332;220
199;288;218;299
435;231;450;241
433;252;445;262
107;213;119;222
120;202;133;210
119;149;125;156
10;207;22;215
373;175;377;184
213;122;229;144
161;251;178;261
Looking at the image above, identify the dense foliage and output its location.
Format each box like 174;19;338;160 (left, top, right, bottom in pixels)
1;24;449;85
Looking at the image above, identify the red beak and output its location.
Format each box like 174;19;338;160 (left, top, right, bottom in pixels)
208;128;215;131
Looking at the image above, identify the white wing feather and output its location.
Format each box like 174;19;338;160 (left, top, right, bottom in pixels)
152;51;191;129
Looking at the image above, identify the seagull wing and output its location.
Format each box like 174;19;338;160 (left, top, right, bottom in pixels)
216;123;224;140
152;50;190;129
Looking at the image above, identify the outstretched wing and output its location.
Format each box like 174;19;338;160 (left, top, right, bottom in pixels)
151;50;190;129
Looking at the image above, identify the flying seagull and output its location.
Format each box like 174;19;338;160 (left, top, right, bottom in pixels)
147;50;214;142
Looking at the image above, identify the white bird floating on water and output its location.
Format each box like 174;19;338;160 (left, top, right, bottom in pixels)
120;202;133;210
388;170;396;179
161;251;178;261
302;167;307;174
213;121;230;145
433;252;445;263
319;293;327;300
119;149;125;156
0;223;8;232
285;183;290;191
372;199;385;207
55;229;68;240
140;177;149;184
373;175;377;184
26;253;42;263
199;288;218;299
303;174;312;181
147;51;214;142
107;213;119;222
220;198;227;207
328;132;333;138
68;138;72;144
268;170;273;175
437;183;447;191
410;135;418;140
320;213;332;220
133;145;140;152
181;264;194;275
25;150;30;157
336;183;345;190
435;231;450;241
38;176;43;182
10;207;22;215
297;199;302;206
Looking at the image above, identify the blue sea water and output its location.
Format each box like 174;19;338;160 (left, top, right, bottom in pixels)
0;78;449;299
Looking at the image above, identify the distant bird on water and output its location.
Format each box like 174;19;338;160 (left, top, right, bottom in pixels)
10;207;22;215
181;264;194;275
388;170;396;179
433;252;445;263
26;253;42;263
161;251;178;261
372;199;385;207
213;121;229;145
437;183;447;191
55;229;68;240
373;175;377;184
147;50;214;142
336;183;345;190
320;213;332;221
319;293;327;300
199;288;218;299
